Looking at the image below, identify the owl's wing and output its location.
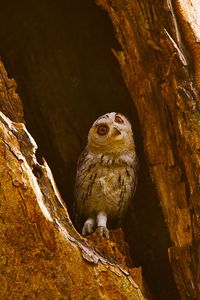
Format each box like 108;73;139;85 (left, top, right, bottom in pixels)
132;156;139;197
73;147;89;226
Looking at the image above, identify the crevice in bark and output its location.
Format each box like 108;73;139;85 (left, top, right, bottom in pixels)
164;104;191;202
124;154;180;300
0;1;182;299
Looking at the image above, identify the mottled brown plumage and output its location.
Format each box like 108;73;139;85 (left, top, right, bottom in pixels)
74;112;138;238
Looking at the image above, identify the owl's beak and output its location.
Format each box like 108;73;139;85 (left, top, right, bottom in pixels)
112;127;121;136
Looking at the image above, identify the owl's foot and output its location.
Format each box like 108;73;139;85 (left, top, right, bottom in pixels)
82;218;95;236
96;226;110;239
96;212;109;238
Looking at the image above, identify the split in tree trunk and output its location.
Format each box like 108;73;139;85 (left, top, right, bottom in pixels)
0;1;199;299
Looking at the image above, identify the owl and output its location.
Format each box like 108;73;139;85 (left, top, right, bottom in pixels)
74;112;138;238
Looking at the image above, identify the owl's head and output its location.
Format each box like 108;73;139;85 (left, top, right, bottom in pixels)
87;112;135;153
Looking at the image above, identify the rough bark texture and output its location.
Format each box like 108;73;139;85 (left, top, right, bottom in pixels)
0;1;199;299
0;61;24;123
97;0;200;299
0;61;147;299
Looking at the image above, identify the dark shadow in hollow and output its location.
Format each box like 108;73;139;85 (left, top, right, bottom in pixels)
0;1;180;299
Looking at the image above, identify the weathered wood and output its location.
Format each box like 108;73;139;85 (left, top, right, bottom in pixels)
0;112;146;300
88;229;152;300
97;0;200;299
0;61;24;123
0;1;199;299
0;60;146;299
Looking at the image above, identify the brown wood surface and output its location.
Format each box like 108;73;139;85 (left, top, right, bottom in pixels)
0;1;199;299
97;1;200;299
0;60;147;299
0;61;24;123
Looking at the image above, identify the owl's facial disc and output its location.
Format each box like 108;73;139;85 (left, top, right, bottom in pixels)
89;122;123;149
97;123;121;138
88;112;134;152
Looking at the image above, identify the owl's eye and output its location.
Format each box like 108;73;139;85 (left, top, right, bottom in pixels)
115;115;124;124
97;124;109;136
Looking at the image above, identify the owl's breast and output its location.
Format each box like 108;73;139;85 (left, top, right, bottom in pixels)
76;156;136;222
94;166;134;217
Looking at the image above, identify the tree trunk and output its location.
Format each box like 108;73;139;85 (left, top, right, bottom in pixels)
97;1;200;299
0;62;147;299
0;63;149;299
0;1;199;299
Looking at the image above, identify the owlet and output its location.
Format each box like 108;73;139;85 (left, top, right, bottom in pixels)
74;112;138;238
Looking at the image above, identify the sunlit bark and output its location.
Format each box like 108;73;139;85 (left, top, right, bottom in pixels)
97;0;200;299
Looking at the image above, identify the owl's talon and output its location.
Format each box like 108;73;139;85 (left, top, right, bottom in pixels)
96;226;110;239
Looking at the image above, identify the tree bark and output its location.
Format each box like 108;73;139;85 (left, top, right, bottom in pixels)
0;61;147;299
0;61;24;123
0;1;199;299
97;0;200;299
